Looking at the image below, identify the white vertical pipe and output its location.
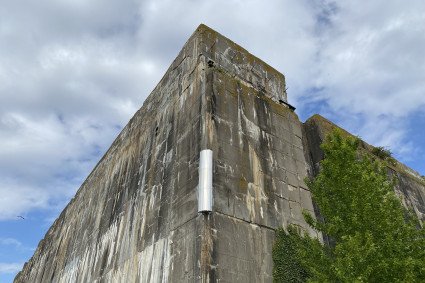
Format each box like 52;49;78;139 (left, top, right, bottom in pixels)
198;149;213;213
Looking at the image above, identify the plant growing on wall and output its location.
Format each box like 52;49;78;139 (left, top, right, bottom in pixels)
273;130;425;282
371;145;392;159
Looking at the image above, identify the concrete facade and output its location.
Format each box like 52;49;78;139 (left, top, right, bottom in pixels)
15;25;425;282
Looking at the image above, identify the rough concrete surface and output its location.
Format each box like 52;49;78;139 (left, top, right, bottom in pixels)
15;25;424;283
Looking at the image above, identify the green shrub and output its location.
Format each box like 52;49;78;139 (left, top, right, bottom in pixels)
272;227;308;282
371;146;392;159
273;130;425;282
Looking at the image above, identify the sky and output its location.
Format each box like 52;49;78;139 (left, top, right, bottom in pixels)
0;0;424;281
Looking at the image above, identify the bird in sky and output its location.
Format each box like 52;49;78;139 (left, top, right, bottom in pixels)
17;216;25;220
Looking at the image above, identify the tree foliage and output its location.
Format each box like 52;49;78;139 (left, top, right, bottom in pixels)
273;226;308;282
273;130;425;282
371;146;392;159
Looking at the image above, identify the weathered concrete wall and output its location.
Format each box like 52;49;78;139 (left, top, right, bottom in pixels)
15;25;210;283
15;24;300;283
15;24;424;283
205;62;317;281
304;114;425;225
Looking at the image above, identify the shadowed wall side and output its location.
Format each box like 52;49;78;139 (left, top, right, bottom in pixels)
14;26;210;283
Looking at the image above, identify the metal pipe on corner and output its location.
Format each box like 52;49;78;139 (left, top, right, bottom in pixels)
198;149;213;213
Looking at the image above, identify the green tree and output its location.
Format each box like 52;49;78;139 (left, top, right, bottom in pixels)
273;130;425;282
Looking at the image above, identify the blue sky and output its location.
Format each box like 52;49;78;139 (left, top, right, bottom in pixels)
1;0;424;282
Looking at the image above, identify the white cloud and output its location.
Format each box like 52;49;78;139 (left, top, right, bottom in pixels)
0;0;424;220
314;7;425;116
0;238;23;249
293;0;425;160
0;238;35;254
0;181;50;221
0;262;23;274
0;111;124;220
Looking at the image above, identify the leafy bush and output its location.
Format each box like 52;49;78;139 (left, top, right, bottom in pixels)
371;146;392;159
273;130;425;282
273;227;308;282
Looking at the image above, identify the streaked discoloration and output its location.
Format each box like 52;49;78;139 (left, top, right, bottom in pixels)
15;25;424;283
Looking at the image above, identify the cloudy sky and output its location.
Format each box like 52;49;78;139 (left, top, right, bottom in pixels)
1;0;424;281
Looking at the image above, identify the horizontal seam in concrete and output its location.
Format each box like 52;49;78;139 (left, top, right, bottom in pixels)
214;211;276;231
170;214;198;232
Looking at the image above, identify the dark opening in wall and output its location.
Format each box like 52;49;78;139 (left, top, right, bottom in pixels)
155;126;159;136
278;99;296;111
